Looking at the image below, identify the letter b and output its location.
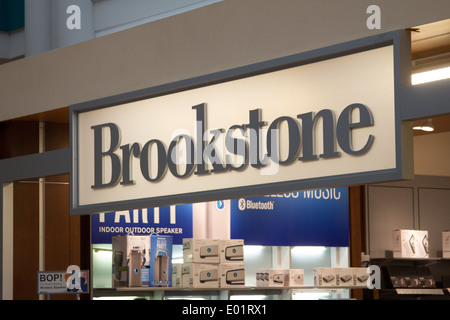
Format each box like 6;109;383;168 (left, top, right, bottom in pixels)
91;123;122;189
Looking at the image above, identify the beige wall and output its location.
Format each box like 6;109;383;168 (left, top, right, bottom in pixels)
414;131;450;177
1;0;450;122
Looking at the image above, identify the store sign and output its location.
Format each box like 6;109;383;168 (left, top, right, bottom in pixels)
91;188;348;247
91;204;193;244
37;267;89;295
72;42;405;214
89;103;374;189
231;188;349;246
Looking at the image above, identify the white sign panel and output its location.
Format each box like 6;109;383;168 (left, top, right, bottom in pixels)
37;268;89;295
72;44;405;214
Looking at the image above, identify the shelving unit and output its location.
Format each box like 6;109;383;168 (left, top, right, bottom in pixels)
92;244;354;300
365;257;450;300
92;286;357;300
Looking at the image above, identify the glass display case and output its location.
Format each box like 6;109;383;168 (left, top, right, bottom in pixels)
91;244;351;300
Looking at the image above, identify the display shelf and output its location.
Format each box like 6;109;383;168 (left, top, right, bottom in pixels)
372;257;445;261
92;286;354;300
364;257;450;300
395;288;444;295
370;256;450;269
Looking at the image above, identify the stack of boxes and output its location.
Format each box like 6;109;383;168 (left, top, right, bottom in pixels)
182;238;220;288
218;239;245;288
182;238;245;288
313;267;371;288
113;230;450;291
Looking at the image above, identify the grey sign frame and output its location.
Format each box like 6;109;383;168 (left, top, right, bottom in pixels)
70;30;413;215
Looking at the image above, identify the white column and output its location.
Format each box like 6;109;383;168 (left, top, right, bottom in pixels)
38;122;45;300
2;183;14;300
51;0;94;50
24;0;52;57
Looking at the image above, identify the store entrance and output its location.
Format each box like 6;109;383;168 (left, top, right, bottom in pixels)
0;119;90;300
90;186;366;300
9;174;82;300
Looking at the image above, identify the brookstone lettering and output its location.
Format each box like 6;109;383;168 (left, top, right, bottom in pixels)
91;103;374;189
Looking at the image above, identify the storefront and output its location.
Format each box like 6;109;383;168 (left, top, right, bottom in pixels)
0;1;449;302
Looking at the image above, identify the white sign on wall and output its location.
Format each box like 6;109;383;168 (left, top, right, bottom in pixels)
72;42;409;215
37;267;89;295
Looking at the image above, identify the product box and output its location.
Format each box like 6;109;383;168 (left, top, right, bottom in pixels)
219;263;246;288
149;235;173;287
219;239;244;262
387;265;420;288
182;263;219;288
183;238;220;264
393;229;429;258
172;263;183;288
284;269;304;287
112;235;151;288
256;269;285;287
416;266;435;288
270;270;285;287
256;270;267;287
336;268;354;287
314;268;337;287
267;269;285;287
443;231;450;258
352;268;371;288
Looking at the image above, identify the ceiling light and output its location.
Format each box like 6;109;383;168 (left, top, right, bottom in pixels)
291;246;327;255
412;66;450;85
413;118;435;132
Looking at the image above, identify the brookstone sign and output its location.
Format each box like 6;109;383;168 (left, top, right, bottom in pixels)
72;43;404;214
91;103;374;189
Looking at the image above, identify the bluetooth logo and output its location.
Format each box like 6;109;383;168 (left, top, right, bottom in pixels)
216;200;225;210
238;199;246;211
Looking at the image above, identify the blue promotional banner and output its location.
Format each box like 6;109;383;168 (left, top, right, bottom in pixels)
91;204;193;244
91;188;349;247
230;188;349;247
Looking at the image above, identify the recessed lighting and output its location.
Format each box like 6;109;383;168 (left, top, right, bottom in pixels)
413;119;434;132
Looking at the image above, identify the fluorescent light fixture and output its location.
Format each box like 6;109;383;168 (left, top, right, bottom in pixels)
292;291;331;300
243;245;264;255
412;66;450;85
230;295;267;300
93;249;112;259
93;296;145;300
413;118;434;132
166;297;205;300
291;246;327;255
172;257;184;264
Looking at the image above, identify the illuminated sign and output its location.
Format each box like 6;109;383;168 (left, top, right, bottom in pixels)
71;37;410;215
